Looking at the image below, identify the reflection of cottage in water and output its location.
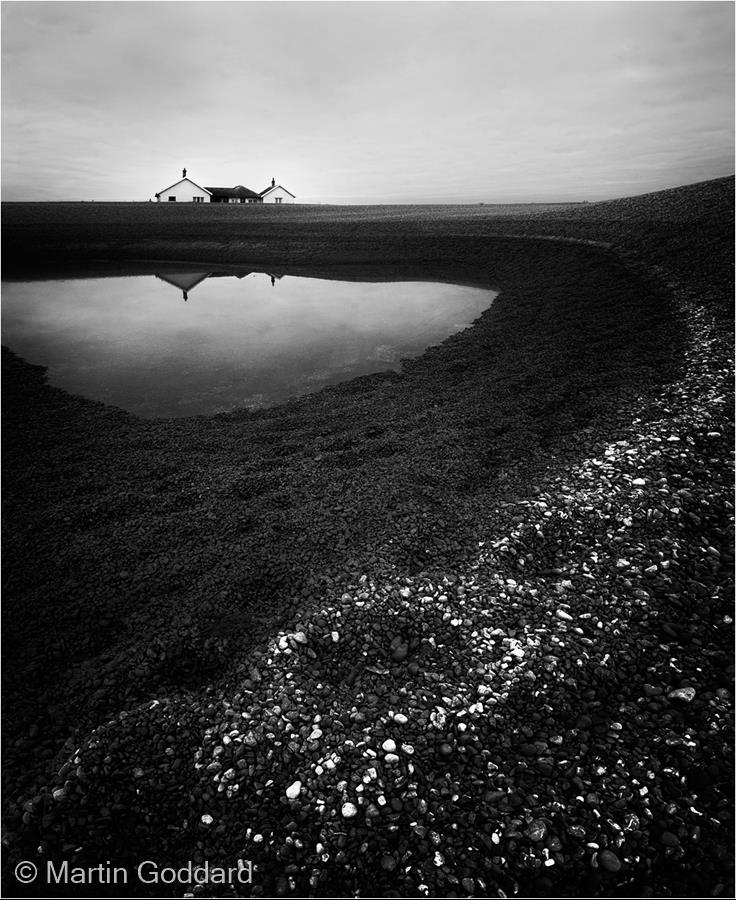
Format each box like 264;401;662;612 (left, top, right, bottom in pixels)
155;271;283;301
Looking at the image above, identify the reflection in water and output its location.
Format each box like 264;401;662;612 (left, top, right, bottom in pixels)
156;272;212;300
2;271;495;418
154;271;285;301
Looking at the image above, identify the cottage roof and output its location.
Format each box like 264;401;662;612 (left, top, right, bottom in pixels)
259;184;296;198
206;185;261;199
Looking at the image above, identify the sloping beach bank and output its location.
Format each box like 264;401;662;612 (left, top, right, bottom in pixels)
2;178;733;897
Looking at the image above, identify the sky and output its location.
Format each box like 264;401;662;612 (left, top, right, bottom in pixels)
2;0;734;204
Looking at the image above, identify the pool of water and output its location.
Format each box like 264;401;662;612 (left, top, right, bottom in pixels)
1;270;496;418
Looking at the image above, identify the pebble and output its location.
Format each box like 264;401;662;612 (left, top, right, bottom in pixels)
525;819;547;841
285;780;302;800
341;802;358;819
597;849;622;872
668;687;696;703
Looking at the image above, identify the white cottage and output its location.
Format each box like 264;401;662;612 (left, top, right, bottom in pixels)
155;170;296;203
155;169;211;203
259;179;296;204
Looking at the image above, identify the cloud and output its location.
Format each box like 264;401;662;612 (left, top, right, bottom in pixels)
2;1;733;203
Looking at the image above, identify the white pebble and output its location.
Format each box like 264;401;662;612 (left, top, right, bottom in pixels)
286;780;302;800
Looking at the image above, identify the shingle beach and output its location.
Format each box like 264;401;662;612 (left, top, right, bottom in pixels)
2;177;733;897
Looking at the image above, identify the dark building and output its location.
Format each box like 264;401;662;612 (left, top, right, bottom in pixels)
205;185;262;204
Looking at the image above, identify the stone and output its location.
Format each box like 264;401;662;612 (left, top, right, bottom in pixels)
430;708;447;728
668;687;696;703
286;780;302;800
525;819;547;842
341;802;358;819
598;849;621;872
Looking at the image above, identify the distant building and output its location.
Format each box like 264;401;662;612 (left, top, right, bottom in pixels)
259;179;296;204
155;170;211;203
155;170;296;203
206;185;262;204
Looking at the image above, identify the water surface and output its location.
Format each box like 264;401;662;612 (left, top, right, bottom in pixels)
2;271;495;418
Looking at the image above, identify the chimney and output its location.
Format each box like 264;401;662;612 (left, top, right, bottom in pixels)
271;177;275;187
183;167;187;178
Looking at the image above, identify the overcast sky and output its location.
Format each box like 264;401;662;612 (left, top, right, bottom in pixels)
2;1;733;203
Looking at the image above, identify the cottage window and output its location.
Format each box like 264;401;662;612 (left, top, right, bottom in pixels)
168;196;176;202
275;197;282;204
193;196;204;203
